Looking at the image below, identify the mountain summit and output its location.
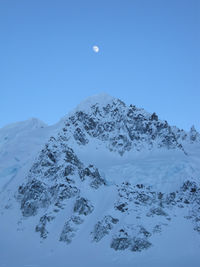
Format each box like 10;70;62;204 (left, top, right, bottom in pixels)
1;94;200;267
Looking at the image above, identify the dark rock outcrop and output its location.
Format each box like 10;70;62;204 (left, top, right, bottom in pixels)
91;215;119;242
74;197;94;216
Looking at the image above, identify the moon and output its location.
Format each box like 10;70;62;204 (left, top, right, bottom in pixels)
93;45;99;53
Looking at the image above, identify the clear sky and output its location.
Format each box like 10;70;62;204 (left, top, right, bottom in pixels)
0;0;199;131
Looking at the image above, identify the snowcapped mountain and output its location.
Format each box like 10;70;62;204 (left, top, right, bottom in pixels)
1;94;200;267
0;118;47;189
0;117;65;192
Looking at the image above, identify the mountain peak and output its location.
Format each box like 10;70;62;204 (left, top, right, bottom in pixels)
0;117;47;131
74;93;119;113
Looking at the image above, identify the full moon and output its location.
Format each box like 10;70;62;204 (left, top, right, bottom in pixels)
93;45;99;53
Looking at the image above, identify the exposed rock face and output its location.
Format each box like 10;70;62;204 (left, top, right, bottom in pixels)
111;225;152;252
18;179;51;217
111;236;131;251
17;137;105;215
18;177;80;218
82;165;106;189
147;207;168;217
59;216;84;243
35;214;55;239
91;215;119;242
74;197;94;216
114;180;200;238
60;221;76;244
16;136;103;240
189;126;200;143
171;125;200;146
109;179;200;253
61;98;187;155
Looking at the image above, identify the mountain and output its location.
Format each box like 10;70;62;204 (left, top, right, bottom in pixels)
1;94;200;267
0;117;66;192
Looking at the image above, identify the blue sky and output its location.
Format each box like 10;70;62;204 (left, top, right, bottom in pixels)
0;0;199;131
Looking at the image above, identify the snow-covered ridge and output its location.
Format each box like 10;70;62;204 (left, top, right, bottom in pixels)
73;93;117;113
0;117;64;191
0;117;47;132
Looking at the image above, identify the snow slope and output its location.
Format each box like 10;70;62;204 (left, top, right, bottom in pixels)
0;117;66;195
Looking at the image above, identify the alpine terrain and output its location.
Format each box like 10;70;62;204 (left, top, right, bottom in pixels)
0;94;200;267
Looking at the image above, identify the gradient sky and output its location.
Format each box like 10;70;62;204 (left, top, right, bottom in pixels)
0;0;199;131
